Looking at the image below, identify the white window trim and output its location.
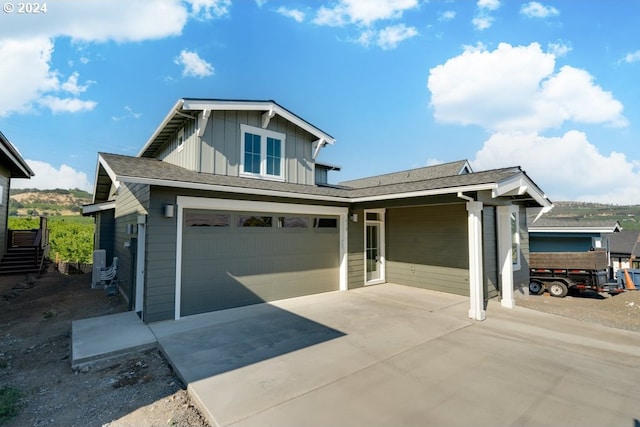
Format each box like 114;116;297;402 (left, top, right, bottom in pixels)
240;124;286;181
511;205;521;271
177;129;185;152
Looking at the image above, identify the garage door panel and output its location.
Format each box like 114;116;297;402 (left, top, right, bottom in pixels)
181;209;339;316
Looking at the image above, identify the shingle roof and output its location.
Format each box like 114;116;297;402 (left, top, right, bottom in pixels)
528;216;622;232
95;153;543;207
340;160;471;188
606;230;640;255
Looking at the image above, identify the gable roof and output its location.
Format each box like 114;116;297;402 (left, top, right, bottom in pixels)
138;98;336;158
605;230;640;255
0;130;34;179
90;153;551;210
528;216;622;233
340;160;472;189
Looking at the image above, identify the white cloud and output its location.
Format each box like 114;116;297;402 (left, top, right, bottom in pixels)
472;132;640;204
376;24;418;50
477;0;501;11
112;106;142;121
520;2;559;18
314;0;419;26
37;96;97;114
187;0;231;20
174;49;215;78
622;50;640;64
427;42;626;132
0;0;221;117
547;41;571;57
473;0;500;30
277;6;305;23
438;10;456;22
12;160;93;192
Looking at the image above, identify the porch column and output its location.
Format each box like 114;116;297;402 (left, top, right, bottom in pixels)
497;205;515;308
466;201;486;321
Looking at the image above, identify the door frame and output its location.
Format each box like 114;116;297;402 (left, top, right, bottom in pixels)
364;208;386;286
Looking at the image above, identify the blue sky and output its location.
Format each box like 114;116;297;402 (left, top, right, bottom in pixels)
1;0;639;204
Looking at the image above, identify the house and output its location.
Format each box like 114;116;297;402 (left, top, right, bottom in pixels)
605;230;640;273
83;98;552;323
0;131;34;260
528;216;622;276
528;216;622;253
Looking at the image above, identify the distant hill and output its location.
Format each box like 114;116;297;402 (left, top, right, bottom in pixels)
9;188;92;217
543;201;640;231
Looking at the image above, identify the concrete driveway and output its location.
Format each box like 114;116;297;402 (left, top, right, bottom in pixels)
149;284;640;427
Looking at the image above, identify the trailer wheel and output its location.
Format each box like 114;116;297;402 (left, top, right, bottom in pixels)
529;281;544;295
548;281;568;298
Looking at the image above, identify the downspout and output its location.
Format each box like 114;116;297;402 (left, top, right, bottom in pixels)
458;192;486;321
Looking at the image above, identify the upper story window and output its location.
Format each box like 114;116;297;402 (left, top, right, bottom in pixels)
177;129;184;152
240;124;285;180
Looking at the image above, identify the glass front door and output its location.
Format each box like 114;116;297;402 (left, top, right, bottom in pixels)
366;223;380;282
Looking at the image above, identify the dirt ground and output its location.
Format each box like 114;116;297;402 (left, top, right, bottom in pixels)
1;269;639;427
0;268;209;427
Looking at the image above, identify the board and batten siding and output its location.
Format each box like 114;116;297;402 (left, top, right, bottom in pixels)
95;209;115;265
113;183;150;306
155;111;316;185
385;204;470;296
0;164;10;259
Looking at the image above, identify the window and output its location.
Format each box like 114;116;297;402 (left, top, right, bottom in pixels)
177;129;184;152
240;124;285;180
510;206;521;270
184;212;230;227
278;216;309;228
238;215;273;227
313;217;338;228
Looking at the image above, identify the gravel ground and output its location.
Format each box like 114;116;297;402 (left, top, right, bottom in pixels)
516;289;640;332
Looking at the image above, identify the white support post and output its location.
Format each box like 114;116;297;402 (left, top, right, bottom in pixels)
497;205;515;308
467;201;486;321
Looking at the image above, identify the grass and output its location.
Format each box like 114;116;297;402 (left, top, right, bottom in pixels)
0;386;21;425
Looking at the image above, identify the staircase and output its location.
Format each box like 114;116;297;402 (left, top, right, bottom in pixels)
0;216;50;275
0;246;43;274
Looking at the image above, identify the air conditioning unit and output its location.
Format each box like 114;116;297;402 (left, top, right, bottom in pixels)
91;249;106;289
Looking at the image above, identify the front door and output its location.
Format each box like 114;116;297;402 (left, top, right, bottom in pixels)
365;209;385;285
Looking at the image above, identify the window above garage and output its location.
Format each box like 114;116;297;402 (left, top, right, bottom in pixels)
240;124;285;181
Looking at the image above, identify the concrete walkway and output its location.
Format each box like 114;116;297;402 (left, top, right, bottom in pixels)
73;284;640;426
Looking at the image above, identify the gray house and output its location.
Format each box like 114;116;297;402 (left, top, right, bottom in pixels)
0;131;34;259
83;98;552;323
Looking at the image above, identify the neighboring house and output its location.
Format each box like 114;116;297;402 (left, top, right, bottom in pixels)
605;230;640;273
83;98;552;323
0;131;34;259
528;216;622;276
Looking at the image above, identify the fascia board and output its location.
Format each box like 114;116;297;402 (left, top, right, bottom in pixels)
98;154;121;190
529;226;619;233
495;173;552;208
82;201;116;215
0;137;34;178
182;99;336;144
136;99;185;157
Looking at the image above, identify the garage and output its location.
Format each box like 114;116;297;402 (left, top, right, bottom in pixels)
180;206;342;316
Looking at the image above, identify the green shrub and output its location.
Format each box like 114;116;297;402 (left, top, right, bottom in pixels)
0;386;21;424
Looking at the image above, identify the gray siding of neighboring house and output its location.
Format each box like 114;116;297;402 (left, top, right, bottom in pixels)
156;112;315;185
385;204;470;296
483;206;499;299
113;183;150;307
347;207;365;289
0;164;9;259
